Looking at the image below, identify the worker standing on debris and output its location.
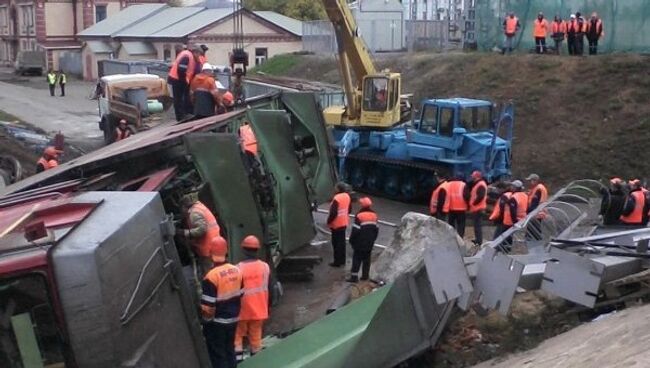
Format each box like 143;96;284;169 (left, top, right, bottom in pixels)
575;12;586;55
600;177;625;225
239;122;258;156
502;12;520;55
526;174;548;240
566;14;578;55
47;69;57;97
533;12;549;54
620;179;647;226
429;175;449;220
585;12;604;55
201;245;242;368
327;182;351;267
36;146;61;173
177;193;222;276
235;235;270;363
190;63;220;120
468;171;488;245
114;119;131;141
446;176;469;237
551;15;567;54
489;182;512;239
168;45;203;121
503;180;528;232
347;197;378;283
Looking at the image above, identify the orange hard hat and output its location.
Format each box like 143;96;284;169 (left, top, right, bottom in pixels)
44;146;61;158
359;197;372;208
223;91;234;106
471;170;482;180
241;235;260;250
209;236;228;263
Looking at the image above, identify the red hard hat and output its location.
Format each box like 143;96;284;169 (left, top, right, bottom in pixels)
471;170;482;180
241;235;260;250
359;197;372;208
223;91;234;106
44;146;61;158
209;236;228;263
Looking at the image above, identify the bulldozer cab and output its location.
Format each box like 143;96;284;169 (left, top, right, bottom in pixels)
360;73;401;128
415;98;494;136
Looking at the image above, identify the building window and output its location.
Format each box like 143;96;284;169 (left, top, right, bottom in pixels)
0;7;7;29
95;5;107;23
254;48;267;66
163;48;171;62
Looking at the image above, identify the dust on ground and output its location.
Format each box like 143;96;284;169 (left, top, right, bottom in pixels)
254;52;650;189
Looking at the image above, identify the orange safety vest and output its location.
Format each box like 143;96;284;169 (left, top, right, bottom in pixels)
446;180;467;212
115;127;131;141
528;183;548;206
585;19;604;37
505;17;519;35
239;124;258;155
503;191;528;226
469;180;488;213
533;19;548;38
188;201;221;257
620;190;645;224
237;259;270;320
552;21;566;34
37;157;58;170
203;263;243;324
489;192;511;221
567;20;578;33
328;192;351;229
429;181;449;215
168;50;196;84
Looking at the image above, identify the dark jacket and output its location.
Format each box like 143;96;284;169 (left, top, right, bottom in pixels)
349;208;378;254
600;188;625;225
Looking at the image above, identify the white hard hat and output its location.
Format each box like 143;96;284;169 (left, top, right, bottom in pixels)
201;63;213;72
570;14;576;19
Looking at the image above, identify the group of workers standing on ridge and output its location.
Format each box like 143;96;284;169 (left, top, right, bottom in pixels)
601;178;650;227
327;182;379;283
168;44;242;122
46;69;66;97
503;11;604;55
175;192;270;368
430;172;548;245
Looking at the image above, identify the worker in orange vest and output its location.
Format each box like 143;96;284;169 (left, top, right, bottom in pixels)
177;193;222;276
566;14;578;55
235;235;270;363
446;176;470;237
574;12;586;55
201;242;242;368
468;171;488;245
114;119;131;142
526;173;548;240
620;179;647;226
551;15;567;54
239;122;258;156
168;44;203;121
36;146;62;173
429;175;449;220
585;12;604;55
533;12;549;54
347;197;378;283
190;63;220;119
489;182;513;239
502;12;521;54
503;180;528;232
327;182;351;267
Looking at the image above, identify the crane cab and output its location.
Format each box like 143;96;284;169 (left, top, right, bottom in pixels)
323;72;402;129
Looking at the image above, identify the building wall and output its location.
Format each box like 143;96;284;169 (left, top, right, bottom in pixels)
45;2;74;36
199;40;301;67
116;45;154;60
81;45;110;79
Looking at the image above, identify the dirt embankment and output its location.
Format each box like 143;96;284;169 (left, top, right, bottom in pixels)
256;53;650;189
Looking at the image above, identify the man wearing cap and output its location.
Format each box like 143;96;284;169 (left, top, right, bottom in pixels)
429;174;449;220
501;12;520;55
489;182;513;239
575;12;586;55
168;44;203;121
235;235;270;362
176;193;222;276
503;180;528;233
327;182;352;267
114;119;131;142
190;63;221;120
526;174;548;240
551;15;567;54
36;146;62;172
600;178;625;225
566;14;578;55
446;176;470;237
468;171;488;245
201;241;242;368
347;197;378;283
620;179;647;226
